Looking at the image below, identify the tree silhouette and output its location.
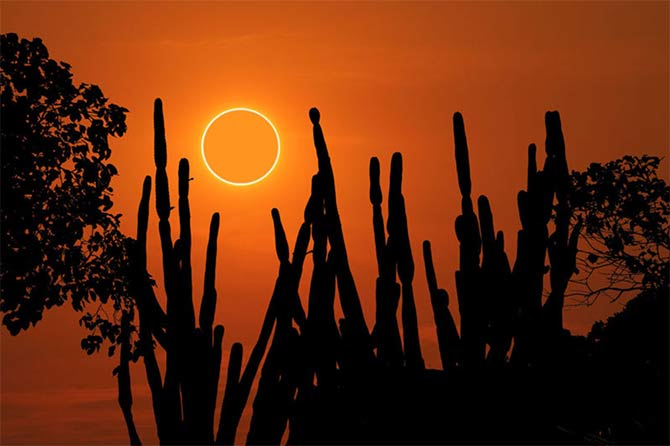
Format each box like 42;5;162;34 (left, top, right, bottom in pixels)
564;155;669;305
0;33;130;354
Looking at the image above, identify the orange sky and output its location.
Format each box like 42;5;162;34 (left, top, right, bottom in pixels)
1;2;668;444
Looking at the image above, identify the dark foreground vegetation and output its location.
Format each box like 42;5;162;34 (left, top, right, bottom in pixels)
1;33;668;445
115;100;668;445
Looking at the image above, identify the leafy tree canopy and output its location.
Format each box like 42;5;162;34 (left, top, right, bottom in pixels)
566;155;669;304
1;33;132;352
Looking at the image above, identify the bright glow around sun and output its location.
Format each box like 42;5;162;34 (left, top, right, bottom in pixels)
201;108;280;186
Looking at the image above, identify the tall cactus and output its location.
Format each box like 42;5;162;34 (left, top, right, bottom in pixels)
304;174;340;387
152;99;182;443
288;174;341;445
422;240;460;371
446;113;518;370
387;153;424;370
369;157;403;369
477;195;513;367
216;205;308;445
369;154;423;370
117;308;142;446
541;112;581;337
129;98;286;446
131;176;165;437
512;111;581;365
247;208;309;445
452;112;486;369
309;108;373;370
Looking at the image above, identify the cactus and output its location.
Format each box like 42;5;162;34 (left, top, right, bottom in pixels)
131;176;164;435
117;308;142;446
511;111;581;365
177;158;196;332
305;174;340;387
477;195;514;367
217;210;308;445
422;240;460;371
369;157;403;369
541;112;581;337
246;208;310;445
443;113;519;370
511;141;552;365
129;98;284;446
309;108;373;370
121;102;589;445
369;153;423;370
151;99;182;443
452;112;486;369
388;153;424;371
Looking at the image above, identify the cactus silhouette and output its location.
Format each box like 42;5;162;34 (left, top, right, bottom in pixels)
246;208;310;445
114;100;651;446
217;206;308;445
369;157;403;369
452;112;486;369
368;153;424;370
387;153;425;371
422;240;460;371
541;112;582;337
477;195;514;367
117;308;142;446
127;99;295;446
309;108;374;372
511;111;582;365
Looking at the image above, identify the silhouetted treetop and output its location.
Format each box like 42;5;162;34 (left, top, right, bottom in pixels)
0;33;130;343
565;155;669;304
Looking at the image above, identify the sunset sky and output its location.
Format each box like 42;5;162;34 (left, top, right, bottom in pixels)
1;2;668;444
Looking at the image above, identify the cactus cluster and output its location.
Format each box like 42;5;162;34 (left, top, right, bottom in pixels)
121;100;586;445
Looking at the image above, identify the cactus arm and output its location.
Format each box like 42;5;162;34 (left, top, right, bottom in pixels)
153;99;178;304
131;175;166;437
216;342;243;445
178;158;195;331
118;310;142;446
453;112;472;198
289;222;311;329
215;280;279;445
305;189;340;381
478;196;515;366
370;157;386;275
204;325;224;444
194;213;222;445
542;113;580;335
242;208;302;445
309;108;371;354
369;156;403;367
452;112;485;369
271;208;290;265
199;213;220;331
423;240;460;371
152;98;183;443
388;152;424;370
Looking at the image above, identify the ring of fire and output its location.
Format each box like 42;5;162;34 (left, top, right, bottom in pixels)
201;108;281;186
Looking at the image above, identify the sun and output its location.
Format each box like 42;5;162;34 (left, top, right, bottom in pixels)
200;108;281;186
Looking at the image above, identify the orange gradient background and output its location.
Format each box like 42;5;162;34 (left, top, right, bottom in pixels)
1;2;668;444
